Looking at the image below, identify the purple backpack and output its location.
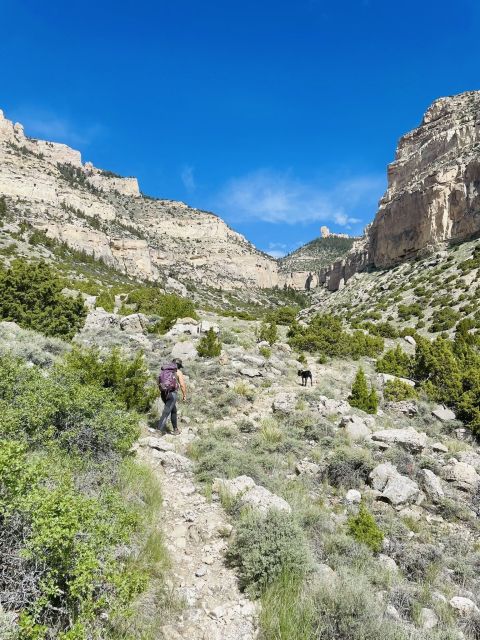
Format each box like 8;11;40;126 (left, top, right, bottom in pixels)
158;363;178;392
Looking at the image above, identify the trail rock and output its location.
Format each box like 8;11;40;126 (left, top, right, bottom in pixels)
432;407;456;422
419;608;438;630
119;313;148;333
171;340;197;361
449;597;479;616
444;462;480;491
422;469;444;501
213;476;291;513
339;415;371;441
372;427;427;452
138;436;176;452
272;392;297;414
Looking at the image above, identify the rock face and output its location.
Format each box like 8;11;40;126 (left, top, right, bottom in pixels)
0;109;282;291
316;91;480;290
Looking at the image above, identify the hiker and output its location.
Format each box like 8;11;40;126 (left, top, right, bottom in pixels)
157;358;187;435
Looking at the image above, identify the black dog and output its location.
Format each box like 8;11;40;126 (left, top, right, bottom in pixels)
298;369;313;386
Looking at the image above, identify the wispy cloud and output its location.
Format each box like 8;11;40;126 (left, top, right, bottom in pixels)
217;169;384;228
181;165;196;191
10;106;104;146
266;241;288;258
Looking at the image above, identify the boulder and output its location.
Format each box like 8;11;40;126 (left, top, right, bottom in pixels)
385;401;418;417
199;320;219;334
339;415;371;441
370;462;398;492
83;309;119;331
418;608;438;630
379;373;416;387
138;436;175;452
404;335;417;346
165;276;187;297
432;442;448;453
444;461;480;491
242;354;266;367
317;395;351;416
382;474;419;506
345;489;361;504
457;450;480;472
449;596;479;617
272;392;297;414
371;427;427;452
295;459;321;477
432;406;456;422
213;476;291;513
171;340;197;361
378;554;399;573
120;313;148;334
422;469;444;501
240;367;262;378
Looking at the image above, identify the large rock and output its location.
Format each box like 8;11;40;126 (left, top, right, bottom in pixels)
369;463;419;505
171;340;197;361
272;392;297;414
422;469;444;502
316;395;351;416
379;373;416;387
212;476;291;513
457;450;480;472
432;406;456;422
444;461;480;491
83;308;119;331
120;313;148;334
167;317;199;337
371;427;427;452
370;462;398;492
339;415;371;441
449;596;479;617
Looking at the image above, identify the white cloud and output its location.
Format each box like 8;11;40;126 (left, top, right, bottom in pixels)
10;106;104;146
181;165;196;191
265;241;288;258
266;249;286;258
217;169;384;227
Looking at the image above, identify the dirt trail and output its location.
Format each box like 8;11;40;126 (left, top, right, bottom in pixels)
136;427;259;640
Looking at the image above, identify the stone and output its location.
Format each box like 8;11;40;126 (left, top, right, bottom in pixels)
422;469;444;501
444;462;480;491
449;596;479;616
317;564;337;584
457;450;480;471
382;474;419;506
167;318;199;337
171;340;197;361
295;459;321;477
240;367;262;378
119;313;148;333
339;415;371;441
212;476;291;513
138;436;176;452
83;309;119;331
378;554;399;573
385;400;418;416
150;450;193;472
195;566;207;577
432;442;448;453
419;608;438;630
242;354;266;367
345;489;361;504
404;335;417;346
370;463;398;492
432;407;456;422
199;320;219;334
379;373;416;387
316;395;351;416
272;392;297;414
386;604;402;621
371;427;427;452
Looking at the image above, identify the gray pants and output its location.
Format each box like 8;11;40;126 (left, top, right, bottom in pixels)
158;390;178;432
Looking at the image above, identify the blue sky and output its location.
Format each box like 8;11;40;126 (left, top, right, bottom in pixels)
1;0;479;257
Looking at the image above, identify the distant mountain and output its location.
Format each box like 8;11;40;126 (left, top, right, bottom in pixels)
279;235;355;273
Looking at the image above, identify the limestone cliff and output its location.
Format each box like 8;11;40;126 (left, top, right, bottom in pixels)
0;109;280;290
318;90;480;290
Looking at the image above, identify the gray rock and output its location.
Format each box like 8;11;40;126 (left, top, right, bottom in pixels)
165;276;187;297
345;489;362;504
242;354;266;367
385;400;418;416
432;406;456;422
138;436;176;452
167;318;199;337
151;450;193;472
457;450;480;472
199;320;219;334
120;312;148;334
419;607;438;630
171;340;197;361
379;373;416;387
370;463;398;492
295;459;321;477
378;554;399;573
240;367;262;378
449;596;480;616
372;427;427;452
213;476;291;513
422;469;444;501
317;564;337;584
340;415;371;441
272;392;297;414
382;474;419;506
432;442;448;453
316;395;351;416
444;462;480;491
83;309;119;331
404;335;417;346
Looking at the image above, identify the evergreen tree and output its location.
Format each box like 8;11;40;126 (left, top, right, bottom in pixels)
349;368;377;414
259;320;278;346
197;328;222;358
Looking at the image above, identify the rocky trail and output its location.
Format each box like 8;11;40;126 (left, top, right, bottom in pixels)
136;427;259;640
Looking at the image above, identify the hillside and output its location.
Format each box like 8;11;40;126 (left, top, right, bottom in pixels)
279;235;355;274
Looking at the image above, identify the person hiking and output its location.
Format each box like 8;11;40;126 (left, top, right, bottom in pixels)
157;358;187;435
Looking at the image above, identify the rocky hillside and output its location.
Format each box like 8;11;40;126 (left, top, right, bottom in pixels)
0;109;285;291
319;91;480;291
279;235;355;281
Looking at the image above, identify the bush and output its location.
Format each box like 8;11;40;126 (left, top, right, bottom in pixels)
347;503;384;552
258;320;278;345
348;368;378;414
398;303;423;320
430;307;460;332
383;379;417;402
267;306;298;326
127;288;196;333
376;345;413;378
259;345;271;358
197;328;222;357
325;446;374;488
0;260;87;339
227;510;310;596
289;314;383;360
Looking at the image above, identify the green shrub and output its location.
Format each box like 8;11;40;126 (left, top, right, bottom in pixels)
347;503;384;552
430;307;460;332
227;510;310;596
259;320;278;345
383;379;417;402
0;260;87;339
267;306;298;325
376;345;413;378
397;303;423;321
128;288;196;332
289;314;383;360
364;321;398;338
197;328;222;357
259;345;272;358
325;446;374;488
348;368;378;414
0;195;7;219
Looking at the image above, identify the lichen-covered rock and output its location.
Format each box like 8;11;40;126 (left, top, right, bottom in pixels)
422;469;444;502
120;313;148;334
444;461;480;491
339;415;371;441
272;392;297;414
372;427;427;452
369;463;419;505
